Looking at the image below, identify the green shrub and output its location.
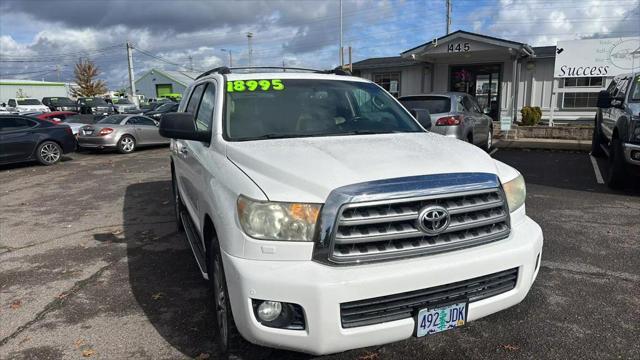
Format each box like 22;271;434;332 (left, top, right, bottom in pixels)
520;106;542;126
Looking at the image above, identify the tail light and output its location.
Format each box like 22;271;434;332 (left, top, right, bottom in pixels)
99;128;114;136
435;115;463;126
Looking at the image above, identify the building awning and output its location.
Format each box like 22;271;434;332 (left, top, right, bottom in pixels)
352;56;422;71
401;30;535;60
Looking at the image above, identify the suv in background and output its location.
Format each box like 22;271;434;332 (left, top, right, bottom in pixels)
42;97;80;112
6;98;50;113
77;97;114;115
592;72;640;188
160;67;543;356
399;93;494;151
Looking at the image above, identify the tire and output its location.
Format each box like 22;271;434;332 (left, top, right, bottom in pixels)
591;116;605;157
481;126;493;151
36;141;62;165
207;234;243;358
171;168;184;233
117;135;136;154
606;137;628;189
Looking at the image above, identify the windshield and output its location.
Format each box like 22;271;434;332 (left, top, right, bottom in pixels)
80;98;109;106
225;79;421;141
155;103;176;112
115;98;132;104
48;97;76;106
97;114;127;124
631;75;640;102
17;99;42;105
400;97;451;114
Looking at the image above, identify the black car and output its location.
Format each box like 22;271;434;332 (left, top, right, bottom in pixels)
145;102;179;120
0;115;76;166
77;97;115;115
42;97;80;112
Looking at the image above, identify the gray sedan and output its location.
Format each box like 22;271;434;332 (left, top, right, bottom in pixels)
399;92;494;151
77;114;169;153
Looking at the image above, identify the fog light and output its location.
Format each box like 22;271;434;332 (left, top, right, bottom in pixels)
631;150;640;161
257;301;282;322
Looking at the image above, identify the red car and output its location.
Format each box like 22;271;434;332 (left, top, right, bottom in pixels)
36;111;78;123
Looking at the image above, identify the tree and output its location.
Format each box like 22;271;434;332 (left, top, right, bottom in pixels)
71;59;107;97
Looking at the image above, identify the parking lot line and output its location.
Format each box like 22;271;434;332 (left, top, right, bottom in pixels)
489;148;498;156
589;154;605;184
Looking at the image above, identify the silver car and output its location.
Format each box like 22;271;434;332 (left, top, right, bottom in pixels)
399;92;494;151
77;114;169;153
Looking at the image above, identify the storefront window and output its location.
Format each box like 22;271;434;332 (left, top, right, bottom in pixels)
373;72;400;97
562;77;604;87
562;92;600;108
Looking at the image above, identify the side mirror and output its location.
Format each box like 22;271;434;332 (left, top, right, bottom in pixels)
596;90;612;109
410;108;432;130
159;112;210;142
611;94;625;108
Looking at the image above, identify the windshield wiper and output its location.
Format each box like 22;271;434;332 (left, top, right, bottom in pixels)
233;133;312;141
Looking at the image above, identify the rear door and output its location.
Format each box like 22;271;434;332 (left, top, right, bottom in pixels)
461;95;481;144
131;116;163;144
469;96;490;142
0;117;40;163
601;78;619;141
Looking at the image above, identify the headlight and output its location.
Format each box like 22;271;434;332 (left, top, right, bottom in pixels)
237;195;321;241
502;174;526;212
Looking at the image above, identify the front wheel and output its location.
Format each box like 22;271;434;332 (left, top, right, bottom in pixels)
117;135;136;154
606;137;627;189
36;141;62;165
481;127;493;151
208;235;243;358
591;116;605;157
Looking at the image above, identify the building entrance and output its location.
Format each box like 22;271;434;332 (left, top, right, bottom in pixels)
449;64;501;121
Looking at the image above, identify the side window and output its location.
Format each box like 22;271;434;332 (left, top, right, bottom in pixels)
616;78;630;98
607;80;618;96
462;96;475;112
8;99;16;107
133;117;156;126
126;117;137;125
455;98;465;112
194;83;215;133
186;84;206;115
0;118;37;132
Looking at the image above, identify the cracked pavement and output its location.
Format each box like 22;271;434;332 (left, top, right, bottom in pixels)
1;147;639;359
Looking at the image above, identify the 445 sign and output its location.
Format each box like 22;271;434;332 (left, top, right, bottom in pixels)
447;42;471;53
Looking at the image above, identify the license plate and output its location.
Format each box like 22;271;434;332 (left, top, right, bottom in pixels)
416;301;467;337
84;130;93;135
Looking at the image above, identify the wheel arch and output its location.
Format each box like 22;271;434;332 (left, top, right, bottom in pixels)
33;138;63;158
202;214;217;273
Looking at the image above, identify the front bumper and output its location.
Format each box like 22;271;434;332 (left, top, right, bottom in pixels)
623;142;640;166
223;215;543;355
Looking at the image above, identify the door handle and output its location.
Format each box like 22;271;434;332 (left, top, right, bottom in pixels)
179;147;189;155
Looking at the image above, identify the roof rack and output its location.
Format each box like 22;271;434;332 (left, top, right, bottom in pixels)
195;66;351;79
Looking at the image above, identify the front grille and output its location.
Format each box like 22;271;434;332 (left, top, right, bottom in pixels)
330;188;510;263
340;268;518;328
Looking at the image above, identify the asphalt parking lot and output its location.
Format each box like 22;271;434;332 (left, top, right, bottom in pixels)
1;147;639;360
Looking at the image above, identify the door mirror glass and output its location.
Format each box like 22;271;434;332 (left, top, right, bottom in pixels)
159;112;210;142
596;90;612;109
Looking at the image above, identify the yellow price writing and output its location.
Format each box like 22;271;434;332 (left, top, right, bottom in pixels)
227;79;285;92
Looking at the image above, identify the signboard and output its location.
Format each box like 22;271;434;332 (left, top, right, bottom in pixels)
389;80;398;93
554;37;640;78
500;116;512;131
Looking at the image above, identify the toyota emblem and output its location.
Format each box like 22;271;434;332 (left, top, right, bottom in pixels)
417;205;450;235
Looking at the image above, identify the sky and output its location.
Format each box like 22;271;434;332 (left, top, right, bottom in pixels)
0;0;639;88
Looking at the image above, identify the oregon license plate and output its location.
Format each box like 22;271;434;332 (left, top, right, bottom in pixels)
416;302;467;337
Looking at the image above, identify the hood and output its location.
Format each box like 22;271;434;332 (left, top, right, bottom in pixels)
226;132;500;203
17;104;48;111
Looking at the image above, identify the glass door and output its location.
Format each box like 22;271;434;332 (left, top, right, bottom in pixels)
450;64;501;121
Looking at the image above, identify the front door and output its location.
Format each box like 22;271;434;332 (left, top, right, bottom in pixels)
450;64;501;121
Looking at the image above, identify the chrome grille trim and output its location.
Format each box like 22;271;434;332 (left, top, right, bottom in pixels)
312;173;511;265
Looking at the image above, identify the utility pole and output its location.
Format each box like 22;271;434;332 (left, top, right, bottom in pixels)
246;32;254;67
55;64;60;81
188;55;194;71
339;0;344;68
446;0;452;34
348;46;352;72
220;49;233;67
126;42;138;105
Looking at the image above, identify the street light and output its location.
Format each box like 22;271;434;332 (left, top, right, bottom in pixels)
220;49;233;67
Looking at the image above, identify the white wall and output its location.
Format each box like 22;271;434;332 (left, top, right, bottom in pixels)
0;84;69;104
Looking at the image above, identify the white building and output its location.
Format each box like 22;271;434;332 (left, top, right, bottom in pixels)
134;69;200;100
353;30;640;125
0;79;72;105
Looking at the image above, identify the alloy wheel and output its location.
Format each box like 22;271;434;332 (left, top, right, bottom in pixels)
40;143;60;164
121;137;134;152
213;257;228;348
487;129;493;149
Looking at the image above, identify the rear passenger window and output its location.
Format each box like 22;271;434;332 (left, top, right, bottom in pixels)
195;84;216;133
186;84;206;115
0;118;37;132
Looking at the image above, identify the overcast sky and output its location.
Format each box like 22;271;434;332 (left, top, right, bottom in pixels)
1;0;638;88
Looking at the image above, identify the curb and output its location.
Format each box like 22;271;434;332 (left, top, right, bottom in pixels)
494;138;591;152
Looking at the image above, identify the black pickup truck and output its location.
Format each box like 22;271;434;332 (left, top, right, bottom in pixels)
592;73;640;189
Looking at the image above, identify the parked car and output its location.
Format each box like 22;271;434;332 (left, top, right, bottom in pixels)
145;102;179;120
77;114;169;153
139;102;163;114
399;93;494;151
112;98;139;114
5;98;50;113
61;114;103;135
0;115;76;166
42;97;80;112
160;68;542;356
77;97;114;115
592;72;640;188
35;111;78;123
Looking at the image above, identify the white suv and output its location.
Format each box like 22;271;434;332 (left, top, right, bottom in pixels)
160;67;543;356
